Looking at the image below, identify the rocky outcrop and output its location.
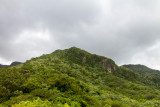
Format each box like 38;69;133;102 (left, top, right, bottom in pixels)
102;59;115;73
82;57;86;64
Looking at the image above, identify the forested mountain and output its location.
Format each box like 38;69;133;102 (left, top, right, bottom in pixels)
123;64;160;88
123;64;160;77
0;64;8;68
0;47;160;107
0;61;22;68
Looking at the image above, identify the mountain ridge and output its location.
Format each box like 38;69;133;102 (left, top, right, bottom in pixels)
0;61;22;68
0;47;160;106
123;64;160;87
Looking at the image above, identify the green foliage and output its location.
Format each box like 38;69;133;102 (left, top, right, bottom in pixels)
23;76;43;92
31;88;53;98
3;95;35;106
0;47;160;107
11;98;52;107
0;68;25;92
123;64;160;88
0;85;11;97
114;67;140;82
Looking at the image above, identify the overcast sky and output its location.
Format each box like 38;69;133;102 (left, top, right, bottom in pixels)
0;0;160;69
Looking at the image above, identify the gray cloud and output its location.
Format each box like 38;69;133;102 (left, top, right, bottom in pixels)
0;0;160;69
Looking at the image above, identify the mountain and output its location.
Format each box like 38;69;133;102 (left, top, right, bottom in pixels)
0;61;22;68
10;61;22;66
0;47;160;107
123;64;160;87
123;64;160;76
0;64;8;68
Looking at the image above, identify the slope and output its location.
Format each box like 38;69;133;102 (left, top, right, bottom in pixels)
0;47;160;107
0;61;22;68
123;64;160;88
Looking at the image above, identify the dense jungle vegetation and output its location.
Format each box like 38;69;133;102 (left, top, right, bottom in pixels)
0;47;160;107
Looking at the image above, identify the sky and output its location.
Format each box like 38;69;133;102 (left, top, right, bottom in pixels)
0;0;160;69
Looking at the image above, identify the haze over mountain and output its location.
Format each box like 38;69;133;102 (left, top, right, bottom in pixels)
1;0;160;106
0;61;22;68
0;47;160;106
0;0;160;69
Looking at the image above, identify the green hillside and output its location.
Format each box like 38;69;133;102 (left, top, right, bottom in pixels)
0;47;160;107
123;64;160;88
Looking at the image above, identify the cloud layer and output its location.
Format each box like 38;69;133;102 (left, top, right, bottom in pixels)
0;0;160;69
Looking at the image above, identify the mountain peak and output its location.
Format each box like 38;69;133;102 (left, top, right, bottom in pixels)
10;61;22;66
51;47;117;73
1;47;160;106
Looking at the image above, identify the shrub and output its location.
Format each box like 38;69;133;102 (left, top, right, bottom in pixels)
31;88;53;98
11;98;52;107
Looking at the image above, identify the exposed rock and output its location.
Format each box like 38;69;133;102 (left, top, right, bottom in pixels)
82;57;86;64
102;59;115;73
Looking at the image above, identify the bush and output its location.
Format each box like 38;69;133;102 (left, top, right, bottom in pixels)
31;88;53;98
0;69;25;92
4;95;35;106
0;85;11;98
22;77;43;92
11;98;52;107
